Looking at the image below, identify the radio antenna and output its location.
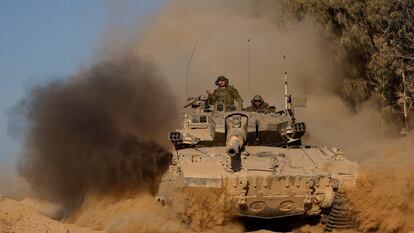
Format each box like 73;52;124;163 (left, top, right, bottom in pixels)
283;55;289;111
247;39;251;94
185;40;198;98
279;21;289;111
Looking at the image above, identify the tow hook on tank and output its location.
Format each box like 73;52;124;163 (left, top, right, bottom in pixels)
304;192;313;205
238;194;247;210
238;177;249;210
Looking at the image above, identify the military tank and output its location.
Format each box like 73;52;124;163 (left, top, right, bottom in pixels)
157;93;358;231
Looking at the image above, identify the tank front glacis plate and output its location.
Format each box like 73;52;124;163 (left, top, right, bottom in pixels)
158;146;357;219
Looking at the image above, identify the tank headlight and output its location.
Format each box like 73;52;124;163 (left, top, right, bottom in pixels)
169;131;183;143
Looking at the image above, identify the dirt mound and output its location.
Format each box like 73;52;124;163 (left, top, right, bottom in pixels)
0;196;100;233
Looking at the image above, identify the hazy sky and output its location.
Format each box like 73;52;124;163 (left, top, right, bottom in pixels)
0;0;163;162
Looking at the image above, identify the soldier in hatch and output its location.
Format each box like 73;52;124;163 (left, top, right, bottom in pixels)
207;76;243;110
248;95;269;113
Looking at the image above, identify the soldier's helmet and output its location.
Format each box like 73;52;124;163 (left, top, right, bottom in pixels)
251;95;264;106
215;75;229;86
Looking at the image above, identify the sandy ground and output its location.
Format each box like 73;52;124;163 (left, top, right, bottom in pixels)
0;193;285;233
0;195;101;233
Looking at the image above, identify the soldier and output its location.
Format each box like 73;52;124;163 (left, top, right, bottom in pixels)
248;95;269;112
207;76;243;110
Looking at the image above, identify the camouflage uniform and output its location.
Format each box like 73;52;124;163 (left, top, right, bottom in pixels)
208;76;243;110
247;95;269;113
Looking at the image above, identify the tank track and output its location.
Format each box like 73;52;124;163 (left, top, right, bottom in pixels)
325;192;356;232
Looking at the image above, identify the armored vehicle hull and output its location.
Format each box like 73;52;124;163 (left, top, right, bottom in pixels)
157;146;357;219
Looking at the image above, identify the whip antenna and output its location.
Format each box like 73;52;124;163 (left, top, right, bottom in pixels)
279;21;289;111
247;39;251;94
283;55;288;111
185;40;198;98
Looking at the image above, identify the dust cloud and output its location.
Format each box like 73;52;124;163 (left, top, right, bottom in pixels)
298;135;414;233
67;189;242;233
135;0;339;105
15;56;178;211
348;135;414;233
0;161;32;200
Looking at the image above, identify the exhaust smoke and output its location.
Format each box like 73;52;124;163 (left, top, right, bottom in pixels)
15;56;178;211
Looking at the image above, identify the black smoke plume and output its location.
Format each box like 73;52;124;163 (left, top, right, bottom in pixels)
15;56;178;210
